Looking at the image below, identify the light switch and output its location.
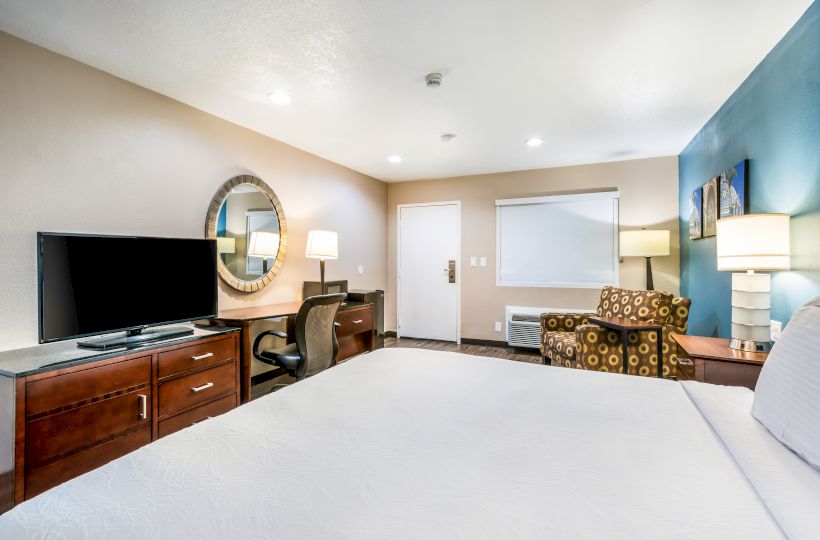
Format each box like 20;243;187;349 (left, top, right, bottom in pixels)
479;256;487;267
470;256;477;267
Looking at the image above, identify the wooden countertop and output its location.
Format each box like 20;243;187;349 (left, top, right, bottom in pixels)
671;333;768;365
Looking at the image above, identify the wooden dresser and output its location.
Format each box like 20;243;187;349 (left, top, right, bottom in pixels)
0;327;239;513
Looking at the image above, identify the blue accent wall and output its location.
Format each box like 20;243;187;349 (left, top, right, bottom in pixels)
679;3;820;337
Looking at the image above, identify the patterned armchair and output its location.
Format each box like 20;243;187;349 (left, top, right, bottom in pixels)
540;286;691;378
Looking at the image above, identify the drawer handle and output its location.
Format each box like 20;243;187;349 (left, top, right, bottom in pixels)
678;358;694;366
191;352;214;361
138;394;147;420
352;320;363;324
334;322;341;327
191;382;214;393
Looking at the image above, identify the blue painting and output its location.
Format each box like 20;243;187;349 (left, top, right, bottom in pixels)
689;186;702;239
719;160;748;218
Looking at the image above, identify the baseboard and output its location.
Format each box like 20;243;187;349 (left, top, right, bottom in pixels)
386;333;536;352
461;337;511;348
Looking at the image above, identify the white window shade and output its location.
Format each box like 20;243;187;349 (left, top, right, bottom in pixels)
496;191;619;288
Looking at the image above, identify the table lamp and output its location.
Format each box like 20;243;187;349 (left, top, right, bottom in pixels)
247;231;280;274
305;230;338;293
619;229;670;290
716;214;790;352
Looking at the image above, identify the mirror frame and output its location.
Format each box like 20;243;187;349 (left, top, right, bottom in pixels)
205;175;287;292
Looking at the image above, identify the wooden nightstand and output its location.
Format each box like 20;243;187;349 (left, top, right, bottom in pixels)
671;334;768;390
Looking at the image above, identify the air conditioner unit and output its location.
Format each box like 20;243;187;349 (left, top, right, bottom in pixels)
505;306;592;349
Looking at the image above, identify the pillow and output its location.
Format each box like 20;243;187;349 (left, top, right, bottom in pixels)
751;296;820;470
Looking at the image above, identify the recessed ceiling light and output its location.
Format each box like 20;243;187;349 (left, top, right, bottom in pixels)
525;138;543;147
267;91;293;105
387;155;402;164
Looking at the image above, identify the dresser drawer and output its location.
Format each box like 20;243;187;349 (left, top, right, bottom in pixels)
336;306;373;338
26;389;150;468
26;356;151;416
158;394;236;438
158;361;236;417
25;425;151;499
158;336;235;379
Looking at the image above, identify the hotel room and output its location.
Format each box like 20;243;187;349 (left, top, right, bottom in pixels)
0;1;818;538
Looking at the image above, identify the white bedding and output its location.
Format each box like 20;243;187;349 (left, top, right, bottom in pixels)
0;348;809;539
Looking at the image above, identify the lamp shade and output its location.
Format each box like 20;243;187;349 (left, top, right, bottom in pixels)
716;214;790;271
216;237;236;254
619;230;670;257
247;231;280;259
305;230;338;260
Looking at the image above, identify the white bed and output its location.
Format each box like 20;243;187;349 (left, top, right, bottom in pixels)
1;347;818;539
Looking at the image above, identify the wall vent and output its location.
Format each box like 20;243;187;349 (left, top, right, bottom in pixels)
505;306;592;349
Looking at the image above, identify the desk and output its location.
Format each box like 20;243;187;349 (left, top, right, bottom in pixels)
212;301;374;402
588;316;664;378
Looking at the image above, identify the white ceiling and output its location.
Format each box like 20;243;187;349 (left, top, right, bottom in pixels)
0;1;812;182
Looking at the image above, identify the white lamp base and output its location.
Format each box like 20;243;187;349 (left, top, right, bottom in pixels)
729;271;772;352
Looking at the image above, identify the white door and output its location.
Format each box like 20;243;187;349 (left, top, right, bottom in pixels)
398;202;459;342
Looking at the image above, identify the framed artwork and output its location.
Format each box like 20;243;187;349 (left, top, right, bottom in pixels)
702;177;718;237
719;159;748;218
688;187;702;239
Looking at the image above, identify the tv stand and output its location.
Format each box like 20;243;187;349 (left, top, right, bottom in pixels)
77;326;194;350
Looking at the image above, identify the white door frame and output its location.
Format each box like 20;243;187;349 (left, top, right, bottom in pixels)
396;201;461;344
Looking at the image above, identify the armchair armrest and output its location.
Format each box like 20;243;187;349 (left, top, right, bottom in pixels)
575;323;620;371
540;312;591;333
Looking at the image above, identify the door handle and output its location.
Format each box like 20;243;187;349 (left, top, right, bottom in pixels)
447;260;456;283
191;352;213;361
352;320;363;324
191;382;214;393
138;394;147;420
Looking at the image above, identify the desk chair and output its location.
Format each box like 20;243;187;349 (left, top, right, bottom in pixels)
252;293;347;382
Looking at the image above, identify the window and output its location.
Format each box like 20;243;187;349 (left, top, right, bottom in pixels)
496;191;619;288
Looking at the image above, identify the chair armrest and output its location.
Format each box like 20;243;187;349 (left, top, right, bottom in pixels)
252;329;289;362
540;313;591;333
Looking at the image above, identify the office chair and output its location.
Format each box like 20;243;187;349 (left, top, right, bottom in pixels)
252;293;347;381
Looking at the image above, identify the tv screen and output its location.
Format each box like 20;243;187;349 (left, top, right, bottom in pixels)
38;233;218;343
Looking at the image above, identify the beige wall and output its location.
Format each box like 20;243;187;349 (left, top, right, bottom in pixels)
387;157;679;341
0;33;387;351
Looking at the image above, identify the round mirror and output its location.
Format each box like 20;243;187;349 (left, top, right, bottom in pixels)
205;175;287;292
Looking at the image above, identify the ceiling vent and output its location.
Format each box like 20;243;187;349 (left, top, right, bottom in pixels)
425;72;442;88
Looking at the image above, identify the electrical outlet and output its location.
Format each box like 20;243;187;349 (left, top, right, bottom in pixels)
494;321;502;332
470;256;477;267
770;320;782;341
480;256;487;267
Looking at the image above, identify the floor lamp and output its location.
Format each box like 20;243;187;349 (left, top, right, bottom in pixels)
305;230;338;293
717;214;790;352
619;229;670;290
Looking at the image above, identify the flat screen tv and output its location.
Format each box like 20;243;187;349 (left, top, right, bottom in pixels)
38;233;218;349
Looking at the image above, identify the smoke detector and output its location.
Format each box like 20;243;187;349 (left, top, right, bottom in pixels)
425;72;443;88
